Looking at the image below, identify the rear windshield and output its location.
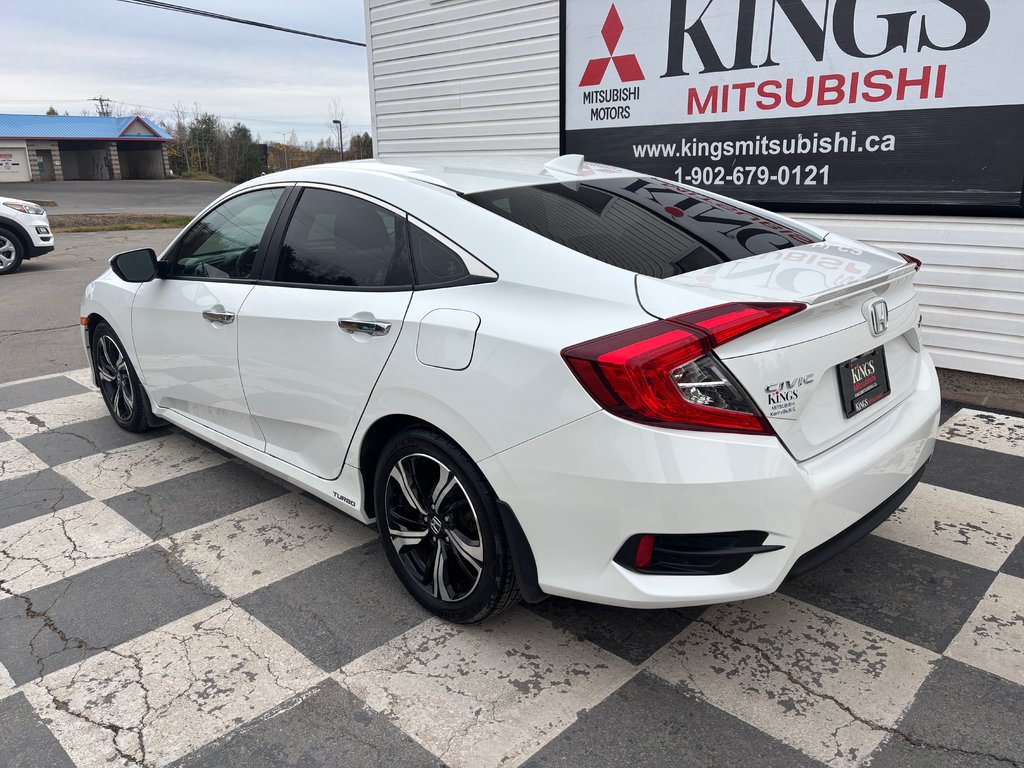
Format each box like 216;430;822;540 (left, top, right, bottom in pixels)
464;177;821;279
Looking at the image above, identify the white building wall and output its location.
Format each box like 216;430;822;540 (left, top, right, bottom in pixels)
365;0;1024;380
366;0;560;159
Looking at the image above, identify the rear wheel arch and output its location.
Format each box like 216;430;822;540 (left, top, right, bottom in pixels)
356;413;546;605
358;414;453;518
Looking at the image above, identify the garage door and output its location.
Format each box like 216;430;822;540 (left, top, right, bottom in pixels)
0;146;31;183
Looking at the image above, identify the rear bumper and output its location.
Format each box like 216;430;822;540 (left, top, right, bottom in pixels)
787;459;927;579
481;351;940;608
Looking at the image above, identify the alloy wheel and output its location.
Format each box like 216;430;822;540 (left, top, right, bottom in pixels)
0;237;16;271
383;453;484;602
96;334;135;422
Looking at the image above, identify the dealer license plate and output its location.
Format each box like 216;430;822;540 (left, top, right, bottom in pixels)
837;347;891;418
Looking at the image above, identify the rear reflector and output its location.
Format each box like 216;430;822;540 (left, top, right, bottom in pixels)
635;534;655;568
562;303;803;434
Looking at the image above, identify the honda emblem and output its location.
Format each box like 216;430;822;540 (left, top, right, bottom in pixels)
869;299;889;336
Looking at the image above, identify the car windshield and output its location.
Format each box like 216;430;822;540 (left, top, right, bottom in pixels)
464;177;822;279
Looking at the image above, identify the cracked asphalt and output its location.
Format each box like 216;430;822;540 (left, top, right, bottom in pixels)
0;229;1022;767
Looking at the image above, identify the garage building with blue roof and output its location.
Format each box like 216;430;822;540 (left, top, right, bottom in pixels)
0;114;172;183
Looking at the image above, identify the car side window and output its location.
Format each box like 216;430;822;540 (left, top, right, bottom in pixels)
275;188;412;288
409;224;469;287
170;188;283;279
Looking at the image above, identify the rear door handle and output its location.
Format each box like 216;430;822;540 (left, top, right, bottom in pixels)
338;318;391;336
202;307;235;325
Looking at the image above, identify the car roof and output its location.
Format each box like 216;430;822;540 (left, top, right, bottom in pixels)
262;155;642;195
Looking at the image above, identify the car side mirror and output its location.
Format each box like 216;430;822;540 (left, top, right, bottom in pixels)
110;248;159;283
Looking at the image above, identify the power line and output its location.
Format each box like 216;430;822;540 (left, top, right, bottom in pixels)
114;0;366;47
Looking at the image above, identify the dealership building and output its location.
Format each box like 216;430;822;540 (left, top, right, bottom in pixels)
363;0;1022;382
0;114;171;183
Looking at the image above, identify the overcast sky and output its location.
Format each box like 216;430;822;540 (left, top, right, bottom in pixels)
5;0;371;146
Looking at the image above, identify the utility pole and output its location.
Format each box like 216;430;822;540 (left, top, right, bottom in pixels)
276;131;290;170
332;119;344;161
90;95;113;116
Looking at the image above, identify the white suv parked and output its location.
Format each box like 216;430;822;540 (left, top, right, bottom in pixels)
0;195;55;275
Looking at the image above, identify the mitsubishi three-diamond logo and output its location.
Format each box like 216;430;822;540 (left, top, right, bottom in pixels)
579;4;645;87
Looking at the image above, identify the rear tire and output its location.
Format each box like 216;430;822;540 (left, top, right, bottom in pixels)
92;322;156;433
0;228;24;275
374;428;520;623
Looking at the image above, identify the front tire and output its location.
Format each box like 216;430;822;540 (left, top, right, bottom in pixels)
92;322;155;433
0;228;24;275
374;428;520;623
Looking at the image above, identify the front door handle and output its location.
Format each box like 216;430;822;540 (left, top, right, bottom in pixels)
338;318;391;336
202;307;235;325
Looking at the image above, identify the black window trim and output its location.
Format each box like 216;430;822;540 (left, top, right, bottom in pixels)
158;183;295;284
406;215;498;291
257;182;413;293
256;182;498;293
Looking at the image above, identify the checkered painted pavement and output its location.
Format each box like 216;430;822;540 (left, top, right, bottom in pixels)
0;369;1021;768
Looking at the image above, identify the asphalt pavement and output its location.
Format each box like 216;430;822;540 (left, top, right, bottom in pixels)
0;223;1022;768
0;230;178;383
16;179;231;215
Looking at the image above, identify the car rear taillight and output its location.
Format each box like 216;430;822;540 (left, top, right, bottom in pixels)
899;252;922;271
561;303;804;435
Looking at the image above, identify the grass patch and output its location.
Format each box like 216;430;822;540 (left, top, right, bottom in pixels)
50;214;192;233
175;171;227;182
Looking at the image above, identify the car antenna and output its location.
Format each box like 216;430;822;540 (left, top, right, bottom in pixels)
543;154;586;176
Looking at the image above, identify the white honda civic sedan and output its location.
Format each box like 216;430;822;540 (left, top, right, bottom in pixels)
81;156;939;623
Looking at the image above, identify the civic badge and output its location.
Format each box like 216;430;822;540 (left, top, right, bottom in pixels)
866;299;889;337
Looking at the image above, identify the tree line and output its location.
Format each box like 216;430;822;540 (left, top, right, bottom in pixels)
46;101;373;184
163;104;373;183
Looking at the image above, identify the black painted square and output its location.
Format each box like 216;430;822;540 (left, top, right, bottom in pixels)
170;679;441;768
0;377;88;410
870;658;1024;767
0;545;220;685
529;597;704;665
0;692;77;768
106;461;289;538
20;417;172;466
236;543;427;672
0;468;91;529
782;534;995;652
524;671;822;768
924;440;1024;508
1001;539;1024;580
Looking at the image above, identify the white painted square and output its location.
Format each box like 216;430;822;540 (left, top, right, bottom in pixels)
946;573;1024;687
874;483;1024;571
53;432;229;500
0;440;47;482
0;391;110;440
0;500;151;594
940;408;1024;458
0;662;15;701
165;492;375;599
646;594;939;767
21;601;326;768
62;368;98;390
336;608;634;768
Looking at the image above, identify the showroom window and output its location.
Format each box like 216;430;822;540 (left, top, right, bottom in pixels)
275;188;412;288
171;188;283;279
